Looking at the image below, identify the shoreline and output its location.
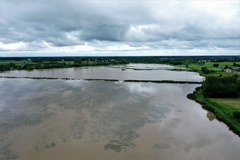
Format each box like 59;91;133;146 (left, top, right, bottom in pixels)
187;87;240;137
186;64;240;137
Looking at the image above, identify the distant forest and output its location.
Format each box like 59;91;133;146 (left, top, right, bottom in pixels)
0;56;239;72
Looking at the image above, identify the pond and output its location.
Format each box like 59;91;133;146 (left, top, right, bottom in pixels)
0;64;239;160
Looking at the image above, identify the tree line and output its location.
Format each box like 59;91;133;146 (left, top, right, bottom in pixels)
202;75;240;98
1;56;240;72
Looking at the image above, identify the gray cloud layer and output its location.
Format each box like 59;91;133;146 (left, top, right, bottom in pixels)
0;0;239;56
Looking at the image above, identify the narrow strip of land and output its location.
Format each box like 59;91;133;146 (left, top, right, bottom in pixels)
0;76;202;84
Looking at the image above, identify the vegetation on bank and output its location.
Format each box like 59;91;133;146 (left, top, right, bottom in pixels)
209;98;240;109
188;75;240;136
0;56;239;73
188;88;240;136
181;58;240;136
0;58;129;72
172;57;240;136
186;61;240;77
202;75;240;98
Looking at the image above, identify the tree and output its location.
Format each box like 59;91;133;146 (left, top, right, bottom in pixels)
202;76;239;98
233;111;240;121
213;63;219;68
201;67;210;74
73;59;83;67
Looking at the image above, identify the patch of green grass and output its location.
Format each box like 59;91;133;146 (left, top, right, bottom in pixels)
0;60;33;65
188;62;234;70
0;58;130;72
187;61;240;77
209;98;240;109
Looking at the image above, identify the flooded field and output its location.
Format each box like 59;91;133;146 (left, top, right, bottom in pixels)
0;64;204;82
0;64;239;160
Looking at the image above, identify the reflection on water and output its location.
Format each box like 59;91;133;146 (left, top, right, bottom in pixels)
0;79;239;160
0;64;204;82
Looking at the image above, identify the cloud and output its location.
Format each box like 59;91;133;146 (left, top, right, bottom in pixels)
0;42;27;51
0;0;239;56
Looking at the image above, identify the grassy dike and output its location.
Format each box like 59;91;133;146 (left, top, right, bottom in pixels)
187;87;240;136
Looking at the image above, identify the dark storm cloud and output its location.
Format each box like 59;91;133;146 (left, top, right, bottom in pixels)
0;0;239;56
1;0;136;42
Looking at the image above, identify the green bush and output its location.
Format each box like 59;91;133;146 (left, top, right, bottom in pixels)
233;111;240;121
201;67;210;74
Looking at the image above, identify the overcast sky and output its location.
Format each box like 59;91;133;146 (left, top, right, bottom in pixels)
0;0;239;57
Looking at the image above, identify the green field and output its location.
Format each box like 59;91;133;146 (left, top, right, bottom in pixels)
187;60;240;136
189;61;235;69
180;60;240;136
188;61;240;77
0;60;74;65
209;98;240;109
0;60;34;65
0;58;129;71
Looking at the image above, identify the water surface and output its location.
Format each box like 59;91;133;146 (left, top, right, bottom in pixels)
0;64;203;82
0;64;238;160
0;79;239;160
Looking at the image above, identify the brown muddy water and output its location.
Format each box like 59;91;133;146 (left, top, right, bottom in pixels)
0;64;239;160
0;64;204;82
